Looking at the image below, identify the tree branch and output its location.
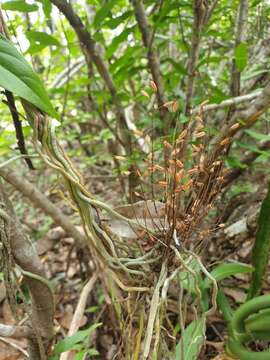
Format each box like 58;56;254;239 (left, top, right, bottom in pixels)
222;140;270;188
185;0;208;115
192;90;261;114
208;81;270;164
131;0;167;110
49;0;131;152
230;0;249;97
4;91;34;170
0;164;87;247
0;182;54;360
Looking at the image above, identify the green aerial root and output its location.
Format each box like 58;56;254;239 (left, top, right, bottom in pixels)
226;294;270;360
30;113;218;358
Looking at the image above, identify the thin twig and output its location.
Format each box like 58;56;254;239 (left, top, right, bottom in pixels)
230;0;249;97
131;0;168;123
0;336;29;358
192;90;261;114
60;273;98;360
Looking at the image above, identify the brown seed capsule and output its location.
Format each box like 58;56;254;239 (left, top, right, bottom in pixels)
172;101;179;112
188;167;198;175
141;90;150;98
163;140;172;149
177;129;188;141
176;160;184;168
158;181;167;187
136;169;142;177
229;123;240;131
175;170;183;183
115;155;126;160
182;179;193;191
195;131;206;139
192;144;200;152
220;138;230;146
133;129;144;136
171;148;180;156
150;80;158;92
154;165;165;172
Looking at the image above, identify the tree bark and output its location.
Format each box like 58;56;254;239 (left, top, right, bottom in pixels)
0;165;86;247
0;181;54;360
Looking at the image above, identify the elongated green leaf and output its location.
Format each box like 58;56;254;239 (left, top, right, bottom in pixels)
245;308;270;333
36;0;52;18
245;129;270;142
104;11;133;29
235;42;248;72
2;0;38;12
0;35;58;119
217;289;233;324
178;257;203;295
106;26;135;58
248;183;270;299
26;31;60;47
204;262;253;288
175;317;206;360
26;31;60;54
52;323;101;355
94;0;118;27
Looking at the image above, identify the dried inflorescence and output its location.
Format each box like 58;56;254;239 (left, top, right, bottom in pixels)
134;92;229;252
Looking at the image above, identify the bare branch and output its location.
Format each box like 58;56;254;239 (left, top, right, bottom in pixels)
0;182;54;360
0;324;33;338
49;0;131;151
223;140;270;188
185;0;208;115
131;0;167;109
4;91;34;170
0;164;87;247
60;273;98;360
192;90;261;114
230;0;249;97
208;81;270;164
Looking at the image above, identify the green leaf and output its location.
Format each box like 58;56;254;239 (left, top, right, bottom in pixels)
237;141;270;156
0;35;59;119
245;129;270;142
74;350;87;360
104;11;133;29
204;262;253;288
217;289;233;324
26;31;60;47
87;348;99;356
36;0;52;18
179;114;189;124
248;183;270;299
226;156;247;169
175;317;206;360
94;0;118;27
2;0;38;12
106;26;135;58
164;58;187;75
235;42;248;72
52;323;102;355
178;257;203;295
26;31;60;53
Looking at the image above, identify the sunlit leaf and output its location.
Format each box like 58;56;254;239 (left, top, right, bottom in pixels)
2;0;38;12
248;184;270;298
0;35;59;119
204;262;253;288
52;323;102;355
175;317;206;360
235;42;248;72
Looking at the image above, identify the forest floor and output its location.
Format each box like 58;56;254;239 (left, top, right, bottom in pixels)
0;162;269;360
